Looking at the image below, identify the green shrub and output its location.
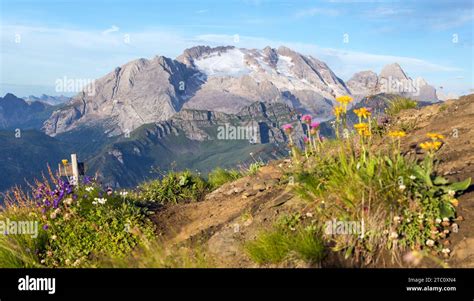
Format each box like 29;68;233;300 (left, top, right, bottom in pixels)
207;168;241;190
136;170;208;205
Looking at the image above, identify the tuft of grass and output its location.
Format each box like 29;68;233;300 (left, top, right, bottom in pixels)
0;209;48;268
245;230;290;264
207;168;241;190
247;161;265;176
385;97;418;116
245;223;325;265
92;240;214;268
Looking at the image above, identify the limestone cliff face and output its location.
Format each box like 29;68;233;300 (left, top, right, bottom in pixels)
43;56;199;136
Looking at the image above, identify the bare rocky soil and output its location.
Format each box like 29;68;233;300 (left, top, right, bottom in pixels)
151;94;474;268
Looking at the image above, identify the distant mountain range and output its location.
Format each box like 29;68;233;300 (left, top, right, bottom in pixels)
42;45;438;137
23;94;71;106
0;93;61;130
0;45;442;192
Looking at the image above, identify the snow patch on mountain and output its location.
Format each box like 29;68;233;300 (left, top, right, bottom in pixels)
276;55;294;77
194;48;251;77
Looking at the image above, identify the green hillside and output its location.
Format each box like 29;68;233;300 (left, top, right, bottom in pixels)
0;130;71;192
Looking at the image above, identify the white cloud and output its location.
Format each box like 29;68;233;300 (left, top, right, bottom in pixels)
366;7;414;17
431;12;474;30
102;25;120;35
294;7;341;18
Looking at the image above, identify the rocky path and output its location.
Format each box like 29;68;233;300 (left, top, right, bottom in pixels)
151;162;306;267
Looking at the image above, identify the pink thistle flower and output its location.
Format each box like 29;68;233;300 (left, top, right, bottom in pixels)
303;136;310;143
301;114;312;124
310;122;320;129
282;124;293;133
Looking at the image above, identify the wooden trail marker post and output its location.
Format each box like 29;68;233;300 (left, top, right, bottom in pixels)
58;154;85;186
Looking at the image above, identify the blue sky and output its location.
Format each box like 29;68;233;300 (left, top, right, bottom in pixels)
0;0;472;97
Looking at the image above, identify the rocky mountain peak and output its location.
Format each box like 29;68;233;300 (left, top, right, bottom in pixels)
348;63;438;102
176;45;236;68
379;62;408;81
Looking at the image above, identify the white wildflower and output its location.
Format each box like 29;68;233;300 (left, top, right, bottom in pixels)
93;197;107;205
441;248;451;254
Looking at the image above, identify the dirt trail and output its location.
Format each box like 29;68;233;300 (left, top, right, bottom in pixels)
151;94;474;268
151;162;303;267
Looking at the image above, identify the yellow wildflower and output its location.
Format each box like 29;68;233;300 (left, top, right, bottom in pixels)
427;133;445;141
420;141;442;151
334;105;345;120
61;159;69;166
360;128;371;137
450;199;459;207
353;107;372;119
335;95;353;106
354;123;370;136
388;131;406;138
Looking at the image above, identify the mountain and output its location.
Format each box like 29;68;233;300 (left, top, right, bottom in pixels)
0;93;60;130
23;94;70;106
347;63;438;102
83;101;299;187
0;130;71;193
43;45;352;137
43;56;201;137
177;46;350;116
43;46;440;138
1;45;443;191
